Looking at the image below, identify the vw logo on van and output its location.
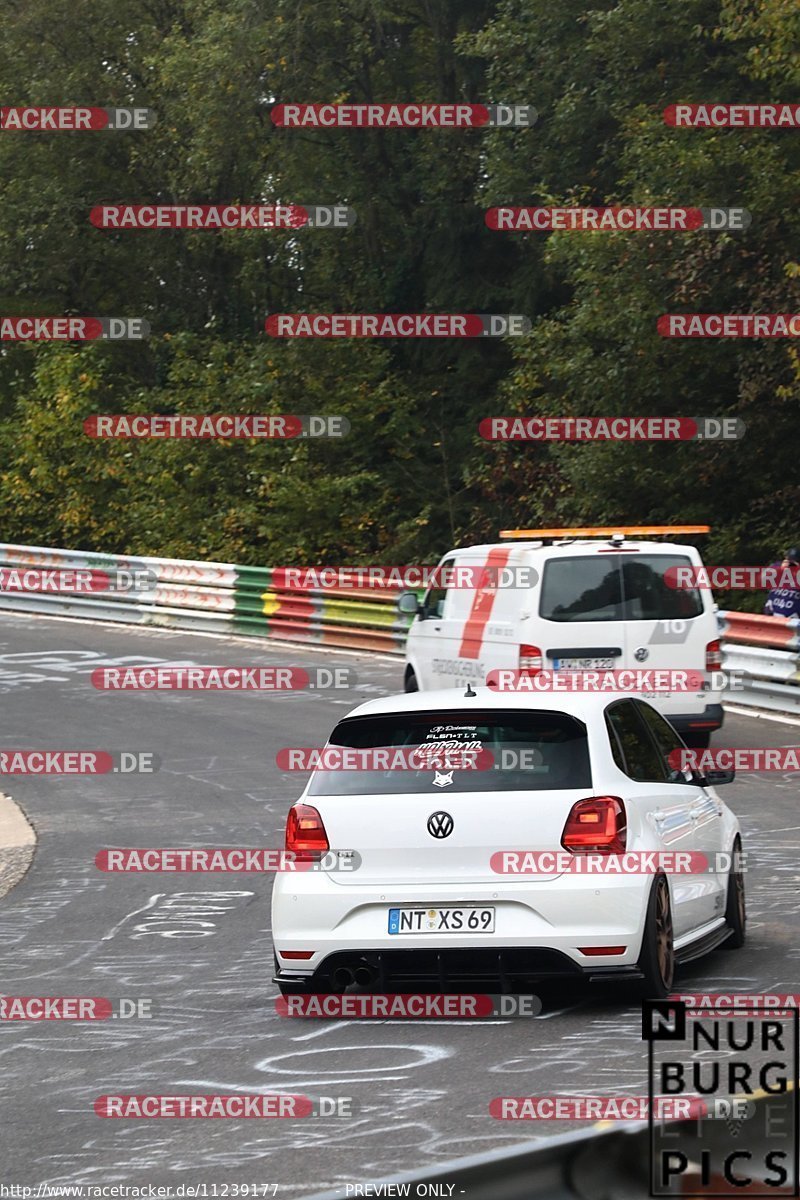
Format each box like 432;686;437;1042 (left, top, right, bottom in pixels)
427;811;454;839
634;646;649;662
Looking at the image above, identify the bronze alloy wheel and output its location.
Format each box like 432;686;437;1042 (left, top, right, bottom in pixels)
655;876;674;989
735;865;746;929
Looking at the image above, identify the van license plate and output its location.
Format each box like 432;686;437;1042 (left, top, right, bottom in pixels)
388;907;495;934
552;657;615;671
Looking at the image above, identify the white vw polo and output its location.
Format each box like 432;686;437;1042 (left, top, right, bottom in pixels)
271;686;744;998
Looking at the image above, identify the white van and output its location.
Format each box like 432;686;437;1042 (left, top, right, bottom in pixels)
399;527;723;747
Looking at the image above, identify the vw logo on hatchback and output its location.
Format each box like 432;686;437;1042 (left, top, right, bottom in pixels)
634;646;649;662
427;811;454;839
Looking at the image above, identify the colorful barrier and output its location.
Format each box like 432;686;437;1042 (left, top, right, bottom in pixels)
232;566;410;652
1;545;799;711
0;543;413;655
718;609;800;651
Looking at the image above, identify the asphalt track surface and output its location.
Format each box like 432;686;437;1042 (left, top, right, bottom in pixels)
0;611;799;1195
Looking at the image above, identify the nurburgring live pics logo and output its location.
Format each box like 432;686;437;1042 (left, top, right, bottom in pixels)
90;205;354;230
0;106;155;131
270;103;537;128
479;417;745;441
0;317;148;340
659;314;800;337
264;314;530;337
664;104;800;128
83;415;350;439
486;207;750;232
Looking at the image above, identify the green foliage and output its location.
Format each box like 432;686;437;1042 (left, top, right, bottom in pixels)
0;0;797;601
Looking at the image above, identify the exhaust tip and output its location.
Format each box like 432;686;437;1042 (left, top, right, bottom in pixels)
332;966;353;989
354;965;374;987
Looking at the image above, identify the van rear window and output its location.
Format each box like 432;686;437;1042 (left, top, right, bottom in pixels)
307;709;592;795
540;555;704;622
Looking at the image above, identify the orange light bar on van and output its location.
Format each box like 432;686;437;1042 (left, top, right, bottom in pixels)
499;525;711;539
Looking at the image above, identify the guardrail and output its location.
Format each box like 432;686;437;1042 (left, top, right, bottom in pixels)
0;542;412;655
1;543;799;714
308;1085;795;1199
718;610;800;715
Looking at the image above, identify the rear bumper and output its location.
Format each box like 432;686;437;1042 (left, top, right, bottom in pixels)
274;946;645;990
272;875;652;980
667;704;724;735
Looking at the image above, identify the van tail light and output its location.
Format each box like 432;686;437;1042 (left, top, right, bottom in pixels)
285;803;329;862
519;644;543;675
706;639;723;671
561;797;627;854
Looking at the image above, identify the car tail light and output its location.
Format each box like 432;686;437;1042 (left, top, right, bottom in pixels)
519;644;543;675
706;639;723;671
561;797;627;854
577;946;626;956
285;803;329;862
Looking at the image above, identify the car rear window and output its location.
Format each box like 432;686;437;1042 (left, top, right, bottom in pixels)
540;554;704;622
307;709;592;795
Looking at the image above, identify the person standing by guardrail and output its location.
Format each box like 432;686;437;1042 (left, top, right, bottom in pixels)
764;547;800;618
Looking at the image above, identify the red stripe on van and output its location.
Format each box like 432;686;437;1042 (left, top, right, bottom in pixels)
457;548;511;659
